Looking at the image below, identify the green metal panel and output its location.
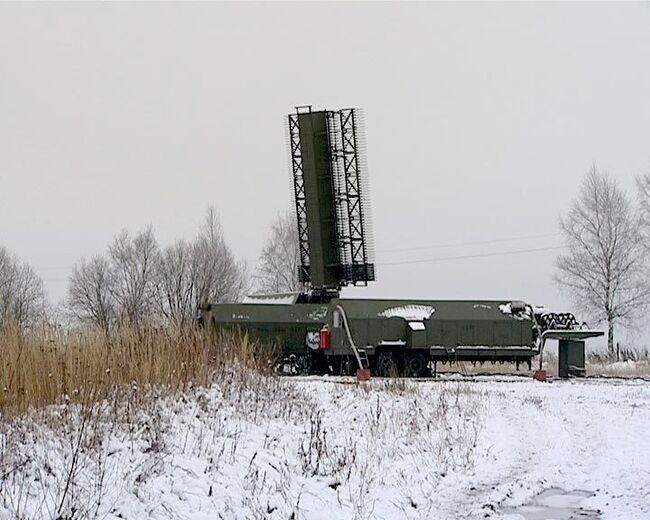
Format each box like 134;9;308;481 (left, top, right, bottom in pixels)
475;321;493;345
458;322;475;345
381;317;406;342
408;328;427;348
201;298;538;361
336;299;536;350
441;321;458;346
206;302;328;354
558;340;585;378
298;111;339;288
494;322;514;345
426;320;442;346
336;299;528;323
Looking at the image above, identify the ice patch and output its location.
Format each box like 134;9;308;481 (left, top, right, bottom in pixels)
501;488;599;520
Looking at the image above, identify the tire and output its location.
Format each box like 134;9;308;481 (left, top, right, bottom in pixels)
330;356;354;376
293;354;312;375
374;351;399;377
404;353;429;378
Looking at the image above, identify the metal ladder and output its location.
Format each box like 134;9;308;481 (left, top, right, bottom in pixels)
357;347;370;371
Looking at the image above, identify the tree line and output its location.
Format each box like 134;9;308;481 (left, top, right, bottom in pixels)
66;207;248;333
2;166;650;357
1;208;247;333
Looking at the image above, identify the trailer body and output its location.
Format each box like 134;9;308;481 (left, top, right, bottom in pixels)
201;297;542;376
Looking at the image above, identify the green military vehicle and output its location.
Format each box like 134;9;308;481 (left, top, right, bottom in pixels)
200;295;601;376
202;106;602;378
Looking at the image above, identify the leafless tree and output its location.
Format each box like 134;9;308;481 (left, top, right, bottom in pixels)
153;208;248;326
637;169;650;247
0;246;47;329
67;255;116;335
192;207;248;305
66;209;246;331
556;165;650;357
108;227;159;326
154;240;196;327
255;211;301;294
0;247;14;324
10;262;47;327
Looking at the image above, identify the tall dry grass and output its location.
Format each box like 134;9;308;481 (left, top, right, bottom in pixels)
0;325;308;520
0;325;274;415
432;354;650;378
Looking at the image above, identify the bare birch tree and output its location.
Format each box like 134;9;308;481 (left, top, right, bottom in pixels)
255;211;301;294
109;227;159;326
556;165;649;357
67;255;116;335
0;246;47;329
637;169;650;248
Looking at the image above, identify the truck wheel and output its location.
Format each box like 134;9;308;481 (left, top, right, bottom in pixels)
404;353;429;377
374;351;398;377
293;354;312;375
331;356;354;376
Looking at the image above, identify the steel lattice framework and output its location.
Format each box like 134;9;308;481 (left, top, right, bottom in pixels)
329;108;374;285
288;106;374;290
288;109;311;285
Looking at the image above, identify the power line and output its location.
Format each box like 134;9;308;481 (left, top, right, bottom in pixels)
33;235;565;275
378;245;566;266
378;232;560;254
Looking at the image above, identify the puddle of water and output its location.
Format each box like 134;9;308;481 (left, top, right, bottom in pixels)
501;487;600;519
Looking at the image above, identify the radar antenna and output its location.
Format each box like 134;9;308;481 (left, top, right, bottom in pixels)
287;106;375;302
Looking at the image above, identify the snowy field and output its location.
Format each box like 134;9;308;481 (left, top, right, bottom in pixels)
1;373;649;519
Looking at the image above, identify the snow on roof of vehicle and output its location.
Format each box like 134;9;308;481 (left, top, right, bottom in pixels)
242;293;299;305
378;304;435;320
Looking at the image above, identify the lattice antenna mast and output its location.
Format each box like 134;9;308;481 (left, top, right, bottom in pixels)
288;107;311;286
287;106;375;301
332;108;375;285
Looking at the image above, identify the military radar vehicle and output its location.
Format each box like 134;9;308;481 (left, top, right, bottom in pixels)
200;106;602;378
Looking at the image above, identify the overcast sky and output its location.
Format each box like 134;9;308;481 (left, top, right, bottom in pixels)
1;2;649;347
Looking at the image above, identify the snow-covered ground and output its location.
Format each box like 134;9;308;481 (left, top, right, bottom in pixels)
1;373;649;519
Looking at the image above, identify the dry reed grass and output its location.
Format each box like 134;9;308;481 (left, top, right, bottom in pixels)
433;354;650;378
586;360;650;377
586;348;650;377
0;325;274;415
